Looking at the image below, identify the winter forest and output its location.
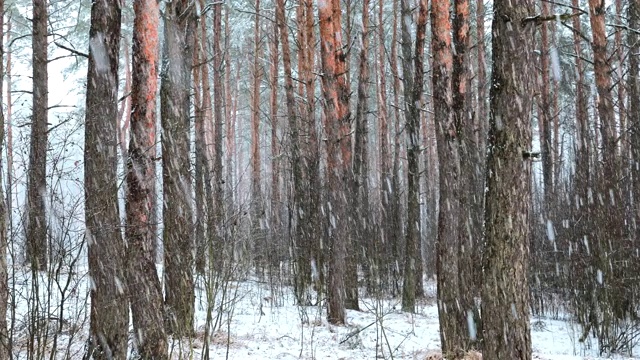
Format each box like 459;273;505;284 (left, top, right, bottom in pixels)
0;0;638;358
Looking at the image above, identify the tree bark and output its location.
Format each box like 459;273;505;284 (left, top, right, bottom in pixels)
587;0;628;346
161;0;196;336
452;0;479;352
482;1;535;358
432;0;465;353
276;0;305;305
352;0;371;302
84;1;129;358
0;2;9;358
571;1;592;322
327;0;359;311
6;17;13;240
269;17;280;271
126;0;167;357
251;0;265;273
539;0;554;208
211;0;225;272
193;14;206;274
319;0;349;324
377;0;391;293
629;0;640;245
473;1;487;290
389;0;404;297
118;39;132;173
400;0;427;313
615;0;626;155
295;2;308;295
26;0;48;271
589;0;616;179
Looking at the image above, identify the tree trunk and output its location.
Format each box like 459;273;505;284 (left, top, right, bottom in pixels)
432;0;464;353
276;0;305;305
117;39;131;174
6;17;13;240
473;0;487;290
629;0;639;245
193;15;206;274
376;0;391;294
269;18;280;271
539;0;553;208
571;0;593;334
225;8;236;215
295;0;309;300
211;0;225;272
587;0;627;347
84;1;129;358
319;0;348;324
327;0;359;311
0;2;9;358
615;0;626;155
401;0;427;313
161;0;196;336
353;0;371;299
26;0;48;271
482;1;535;359
452;0;479;352
589;0;616;180
251;0;265;273
389;0;404;297
126;0;167;357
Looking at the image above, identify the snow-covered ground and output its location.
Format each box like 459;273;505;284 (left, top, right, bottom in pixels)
9;267;639;359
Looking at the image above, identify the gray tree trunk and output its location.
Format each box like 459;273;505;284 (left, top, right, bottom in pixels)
0;1;9;358
481;1;536;358
84;1;129;358
161;0;196;336
26;0;48;271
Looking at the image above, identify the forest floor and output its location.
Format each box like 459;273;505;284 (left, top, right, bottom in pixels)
10;267;639;359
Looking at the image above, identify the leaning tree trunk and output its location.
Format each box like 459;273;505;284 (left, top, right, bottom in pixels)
482;1;536;359
126;0;167;357
161;0;196;336
84;0;129;358
26;0;48;271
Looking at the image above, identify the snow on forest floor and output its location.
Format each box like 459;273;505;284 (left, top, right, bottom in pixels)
9;266;639;359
